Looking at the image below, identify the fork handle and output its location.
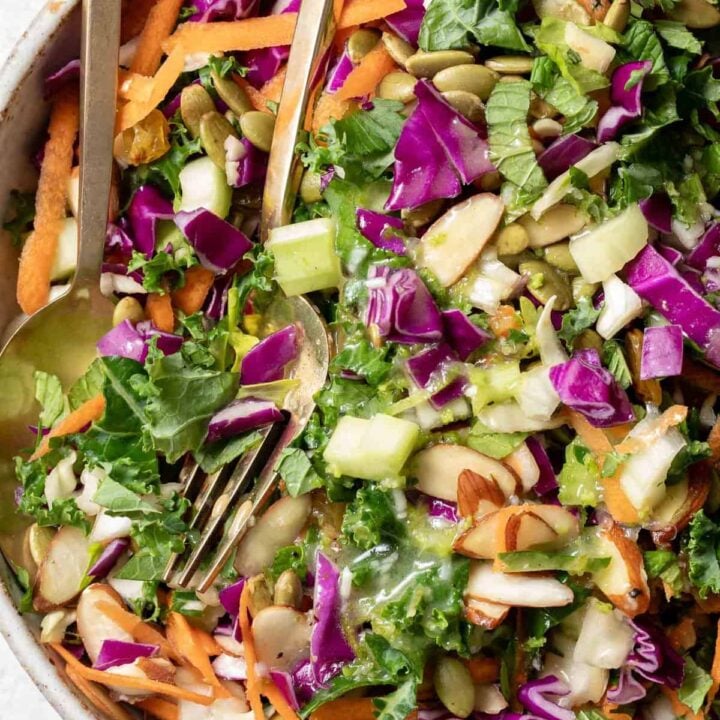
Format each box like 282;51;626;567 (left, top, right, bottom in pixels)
74;0;121;290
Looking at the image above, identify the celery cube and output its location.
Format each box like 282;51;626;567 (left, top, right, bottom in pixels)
324;416;370;479
267;218;343;296
180;157;232;219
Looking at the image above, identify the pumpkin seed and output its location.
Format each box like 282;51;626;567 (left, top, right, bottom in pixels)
402;199;444;227
112;296;145;327
485;55;535;74
246;574;273;618
544;241;579;273
180;84;216;138
572;276;600;304
211;69;254;117
273;570;303;608
576;329;604;352
240;111;275;153
532;118;563;139
441;90;485;123
519;259;573;310
518;205;588;248
432;63;498;100
300;170;323;203
200;111;239;169
382;31;414;67
530;95;558;119
495;223;530;256
348;28;381;63
603;0;631;31
478;171;502;191
668;0;720;27
405;50;474;78
434;657;475;718
498;74;526;83
378;71;417;103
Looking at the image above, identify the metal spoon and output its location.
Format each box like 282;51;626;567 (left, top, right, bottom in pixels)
0;0;120;571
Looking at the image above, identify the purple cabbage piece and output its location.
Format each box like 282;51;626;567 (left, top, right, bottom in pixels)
174;209;253;274
240;325;298;384
606;666;648;704
269;670;300;711
640;325;683;379
127;186;174;259
94;640;159;671
517;675;574;720
97;320;149;364
106;222;134;258
429;376;467;409
88;538;131;580
44;59;80;100
405;344;456;388
326;48;355;94
537;134;597;181
597;60;652;143
226;137;268;189
206;272;236;321
657;244;683;266
686;223;720;270
549;348;635;427
427;497;459;522
206;397;283;443
245;45;290;87
291;658;322;705
628;618;684;688
526;436;558;497
186;0;260;22
385;0;425;46
386;80;493;211
441;309;490;360
625;245;720;353
136;320;184;356
639;194;672;234
310;554;355;686
218;578;246;617
356;208;406;255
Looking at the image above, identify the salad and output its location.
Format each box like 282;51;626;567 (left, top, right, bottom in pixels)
4;0;720;717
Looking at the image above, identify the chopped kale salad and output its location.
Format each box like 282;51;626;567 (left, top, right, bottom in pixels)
5;0;720;717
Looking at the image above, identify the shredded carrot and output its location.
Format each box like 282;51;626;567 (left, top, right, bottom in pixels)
191;626;224;657
260;679;300;720
489;304;521;339
52;644;214;706
338;0;407;28
310;92;350;134
130;0;184;76
31;394;105;460
707;619;720;709
261;66;288;106
601;475;640;524
65;665;134;720
465;657;500;684
333;0;346;22
118;70;155;104
17;87;79;315
601;702;633;720
121;0;159;44
240;584;265;720
146;291;175;332
668;616;696;652
136;697;179;720
171;266;215;315
167;612;223;690
566;409;613;455
310;698;377;720
116;44;186;132
163;14;297;54
336;44;395;100
233;75;270;111
615;404;688;455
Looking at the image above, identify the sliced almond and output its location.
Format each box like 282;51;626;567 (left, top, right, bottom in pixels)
105;658;176;698
504;511;558;552
457;469;505;519
527;505;580;542
251;605;312;672
503;442;540;493
464;597;510;629
454;512;501;559
76;584;134;663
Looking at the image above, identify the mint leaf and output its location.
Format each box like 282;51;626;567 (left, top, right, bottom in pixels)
622;20;669;88
34;371;65;428
275;448;323;498
654;20;702;55
93;478;159;515
68;359;105;410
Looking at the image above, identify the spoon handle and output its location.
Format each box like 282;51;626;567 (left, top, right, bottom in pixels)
74;0;121;289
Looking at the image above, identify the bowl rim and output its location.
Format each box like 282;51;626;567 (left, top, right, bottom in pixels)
0;5;99;719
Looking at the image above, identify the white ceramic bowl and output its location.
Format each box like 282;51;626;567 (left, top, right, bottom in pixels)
0;2;104;717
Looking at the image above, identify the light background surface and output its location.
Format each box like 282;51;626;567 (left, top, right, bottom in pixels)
0;1;63;717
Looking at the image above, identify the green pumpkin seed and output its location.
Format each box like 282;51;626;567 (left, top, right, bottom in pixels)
572;276;600;304
432;63;498;100
405;50;475;79
544;241;579;273
402;199;444;227
246;574;273;618
200;111;239;169
485;55;534;74
668;0;720;27
300;170;323;203
240;111;275;153
603;0;630;31
495;223;530;256
180;84;216;138
211;69;254;117
348;28;381;63
434;657;475;719
576;329;604;352
530;95;558;119
478;171;502;191
112;296;145;327
378;71;417;103
441;90;485;123
532;118;563;139
498;74;526;83
382;31;414;67
519;259;573;310
273;570;303;608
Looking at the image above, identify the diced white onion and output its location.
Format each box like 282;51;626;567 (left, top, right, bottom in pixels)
596;274;643;339
45;451;77;507
573;599;635;668
476;401;565;432
90;511;133;543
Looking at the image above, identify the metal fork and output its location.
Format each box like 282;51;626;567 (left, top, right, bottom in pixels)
164;0;337;593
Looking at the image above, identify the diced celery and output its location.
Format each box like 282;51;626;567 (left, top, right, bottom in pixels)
50;217;78;281
324;413;419;481
267;218;343;296
179;156;232;218
468;361;521;414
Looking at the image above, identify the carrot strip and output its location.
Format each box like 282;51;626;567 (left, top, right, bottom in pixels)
338;0;407;28
31;395;106;460
191;626;224;657
171;266;215;315
333;25;356;51
667;616;696;652
601;702;633;720
136;697;179;720
615;405;688;455
116;44;186;132
336;44;395;100
240;584;265;720
167;612;222;689
17;87;79;315
65;665;134;720
146;292;175;332
163;14;297;54
707;619;720;708
121;0;159;44
311;93;350;134
261;66;288;106
51;644;214;706
333;0;346;22
261;678;300;720
233;76;271;112
130;0;184;76
465;657;500;684
310;698;376;720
